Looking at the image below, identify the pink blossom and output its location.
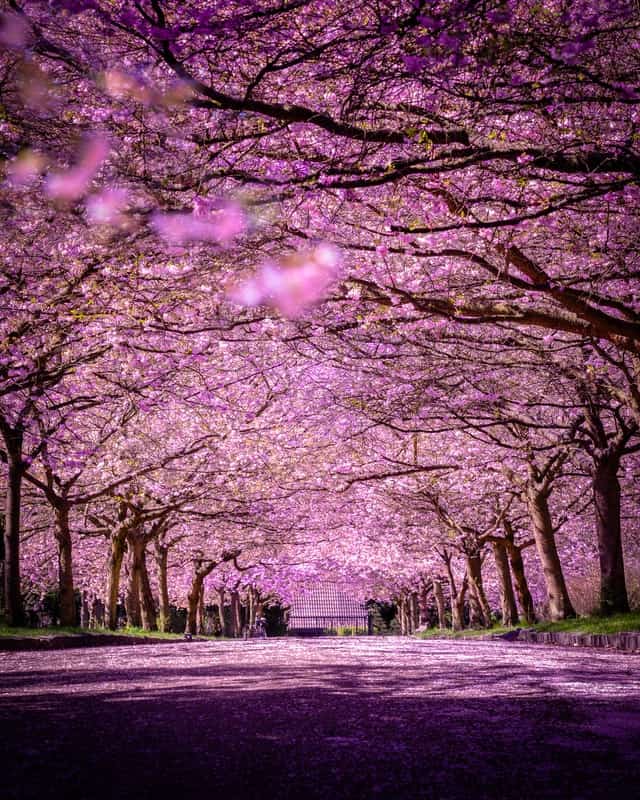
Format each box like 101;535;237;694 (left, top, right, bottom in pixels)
6;149;47;187
228;244;341;318
152;199;246;246
101;69;154;104
0;12;30;49
45;135;110;202
85;187;129;226
101;69;193;107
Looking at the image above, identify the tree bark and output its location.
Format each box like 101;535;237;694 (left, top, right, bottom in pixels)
593;456;629;615
125;539;142;628
248;585;256;628
80;591;90;628
54;502;76;627
527;486;575;620
443;554;468;631
3;426;25;626
186;572;204;636
217;588;227;636
410;592;420;631
197;581;206;635
230;590;242;637
467;579;484;627
466;552;492;627
451;586;467;631
398;594;407;635
155;544;170;632
492;540;519;626
504;537;537;624
90;596;105;628
138;546;157;631
433;580;446;629
418;586;430;627
105;532;126;630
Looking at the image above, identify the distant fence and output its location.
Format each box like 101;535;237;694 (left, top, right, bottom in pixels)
287;615;370;635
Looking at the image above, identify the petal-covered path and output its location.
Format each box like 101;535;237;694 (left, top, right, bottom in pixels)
1;637;639;799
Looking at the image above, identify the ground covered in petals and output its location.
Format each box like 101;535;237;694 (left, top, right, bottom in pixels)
1;637;639;800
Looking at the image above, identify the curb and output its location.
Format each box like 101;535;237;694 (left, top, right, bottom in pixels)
496;629;640;653
0;634;186;652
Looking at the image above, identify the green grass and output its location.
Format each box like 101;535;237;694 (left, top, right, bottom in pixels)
0;625;88;637
415;610;640;639
0;625;216;640
415;624;515;640
533;610;640;635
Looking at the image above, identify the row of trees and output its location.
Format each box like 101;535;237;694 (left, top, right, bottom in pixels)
2;0;639;630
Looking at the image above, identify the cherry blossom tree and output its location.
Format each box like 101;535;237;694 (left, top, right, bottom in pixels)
3;0;640;629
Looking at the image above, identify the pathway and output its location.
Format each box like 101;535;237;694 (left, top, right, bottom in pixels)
1;637;639;799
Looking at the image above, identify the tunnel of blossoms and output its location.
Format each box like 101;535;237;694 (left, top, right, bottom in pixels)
2;0;640;631
1;1;640;797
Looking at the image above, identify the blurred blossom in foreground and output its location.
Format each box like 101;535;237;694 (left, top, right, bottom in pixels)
17;61;57;112
6;149;47;187
0;12;30;49
101;69;153;104
45;135;110;202
152;199;246;246
101;69;193;107
85;187;129;226
229;244;341;318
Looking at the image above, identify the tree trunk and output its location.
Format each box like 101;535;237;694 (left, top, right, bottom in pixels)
125;541;142;628
398;595;407;635
186;572;204;636
138;546;157;631
90;596;105;628
401;593;412;634
492;540;519;627
410;592;420;631
593;456;629;615
80;591;90;628
442;552;468;630
3;428;24;626
505;539;537;624
197;581;206;635
55;502;76;627
433;580;446;629
105;532;126;630
466;552;492;627
155;544;170;632
248;585;256;628
451;589;467;632
230;590;242;637
418;587;430;626
467;585;483;627
217;588;227;636
527;486;575;620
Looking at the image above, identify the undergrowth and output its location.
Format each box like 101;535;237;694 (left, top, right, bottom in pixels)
415;611;640;639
